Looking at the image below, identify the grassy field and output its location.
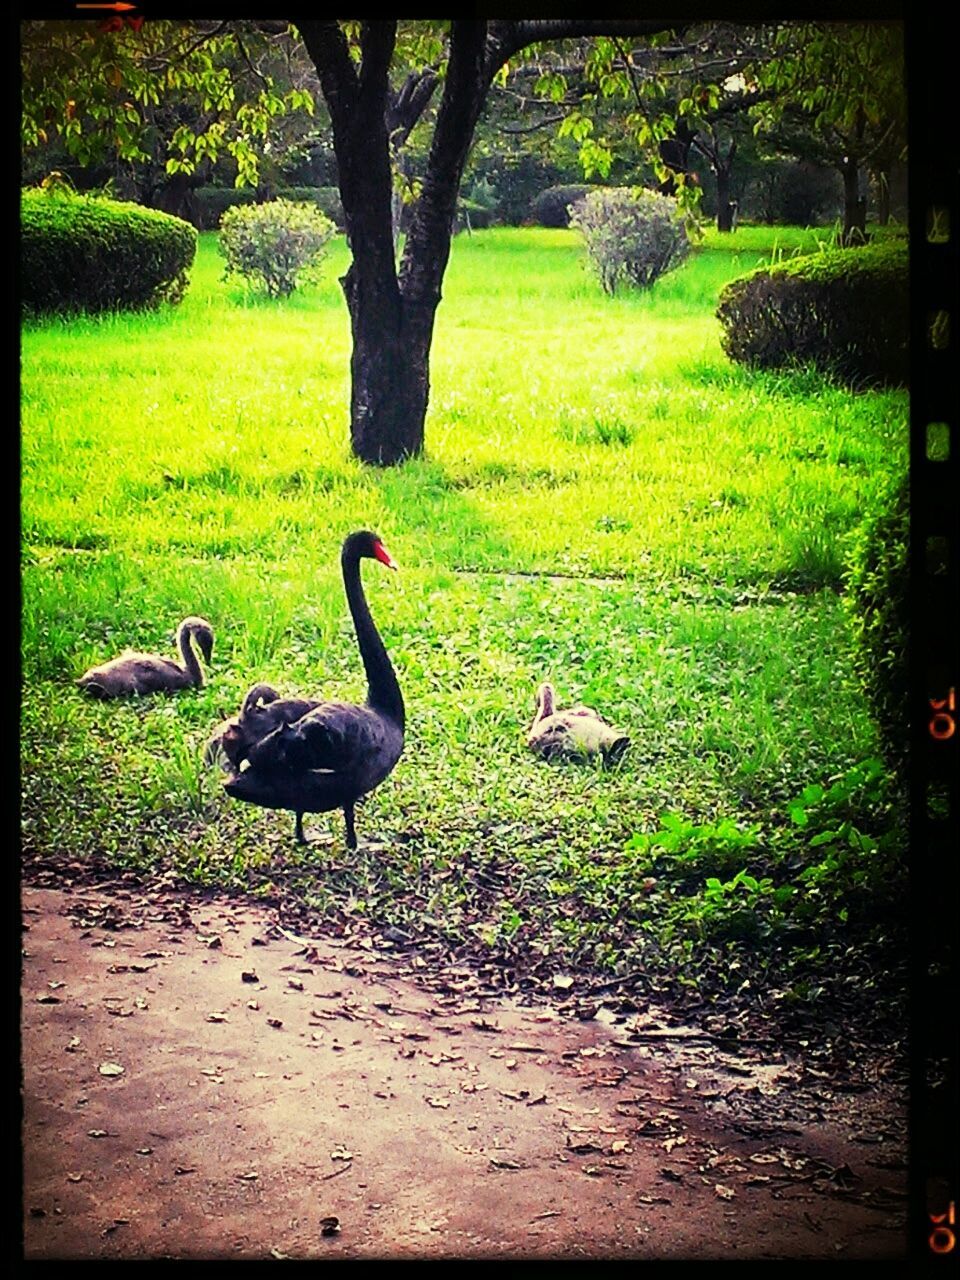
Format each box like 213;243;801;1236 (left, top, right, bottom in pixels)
21;221;909;1031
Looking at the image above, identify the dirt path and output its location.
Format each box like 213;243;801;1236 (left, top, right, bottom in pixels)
20;880;908;1260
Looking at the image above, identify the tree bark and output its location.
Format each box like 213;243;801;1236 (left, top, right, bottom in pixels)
839;156;867;245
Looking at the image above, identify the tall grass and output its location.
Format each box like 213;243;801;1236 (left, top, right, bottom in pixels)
20;222;909;1015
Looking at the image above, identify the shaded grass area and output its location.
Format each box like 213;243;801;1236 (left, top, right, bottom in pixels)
21;223;909;1042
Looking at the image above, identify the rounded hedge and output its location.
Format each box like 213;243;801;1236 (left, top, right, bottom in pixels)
21;188;197;315
844;474;909;771
716;238;909;386
530;184;595;228
191;185;345;231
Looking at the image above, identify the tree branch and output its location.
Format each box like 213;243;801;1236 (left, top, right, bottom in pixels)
387;68;441;151
484;18;681;84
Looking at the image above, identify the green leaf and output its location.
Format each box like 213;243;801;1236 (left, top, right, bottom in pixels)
809;830;838;847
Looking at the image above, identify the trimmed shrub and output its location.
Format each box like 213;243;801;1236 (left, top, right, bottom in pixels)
192;185;259;230
530;184;594;228
192;185;345;232
716;239;909;386
569;187;691;294
20;187;197;314
843;474;909;771
219;198;335;297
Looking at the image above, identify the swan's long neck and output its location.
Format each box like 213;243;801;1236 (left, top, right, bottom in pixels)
343;545;404;729
178;621;204;687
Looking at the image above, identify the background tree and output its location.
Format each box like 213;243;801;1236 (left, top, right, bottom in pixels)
21;19;316;207
745;21;906;244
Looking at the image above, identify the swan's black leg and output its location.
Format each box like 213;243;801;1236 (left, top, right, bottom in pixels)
343;802;357;850
295;811;306;844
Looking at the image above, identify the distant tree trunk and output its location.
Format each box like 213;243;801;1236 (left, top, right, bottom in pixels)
713;139;737;232
152;171;198;224
839;156;867;245
717;196;738;232
874;167;891;225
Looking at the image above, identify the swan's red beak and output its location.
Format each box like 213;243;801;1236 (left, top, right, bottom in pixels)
373;540;399;571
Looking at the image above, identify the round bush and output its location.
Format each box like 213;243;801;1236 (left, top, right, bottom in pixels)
219;198;336;298
276;186;345;230
20;188;197;315
843;474;909;770
192;185;259;231
191;186;345;233
716;239;908;386
530;184;594;228
569;187;691;294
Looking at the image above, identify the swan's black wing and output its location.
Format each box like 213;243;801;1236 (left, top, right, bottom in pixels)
244;702;391;776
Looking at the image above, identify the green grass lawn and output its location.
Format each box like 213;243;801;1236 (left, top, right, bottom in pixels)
20;221;909;1034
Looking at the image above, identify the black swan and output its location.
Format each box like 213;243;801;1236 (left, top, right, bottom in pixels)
78;616;214;698
527;681;630;764
222;531;404;846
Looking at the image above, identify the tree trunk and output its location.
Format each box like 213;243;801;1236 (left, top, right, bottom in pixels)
717;199;737;232
342;263;432;464
839;156;867;245
297;19;489;465
714;148;736;232
152;171;198;224
874;168;891;225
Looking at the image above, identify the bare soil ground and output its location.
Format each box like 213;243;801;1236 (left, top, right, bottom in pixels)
20;877;909;1261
